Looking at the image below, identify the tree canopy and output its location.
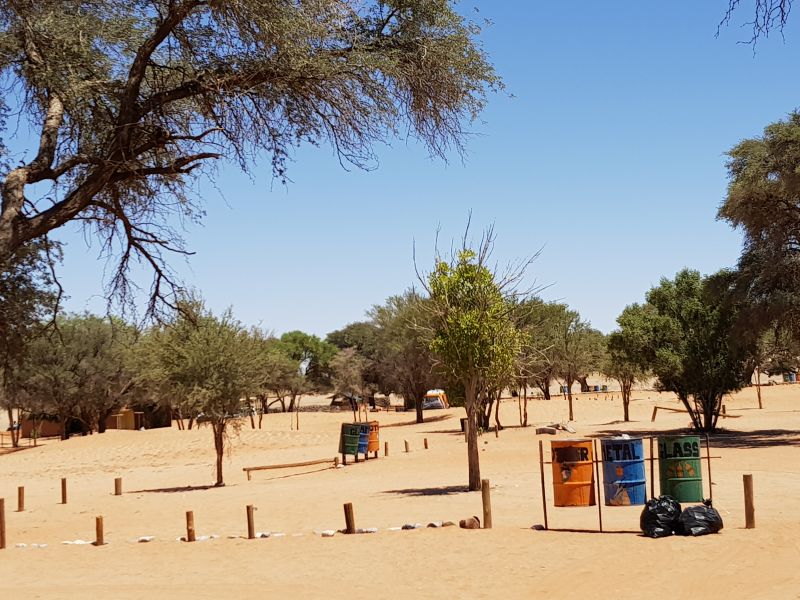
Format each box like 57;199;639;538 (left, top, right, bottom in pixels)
0;0;498;315
618;269;753;431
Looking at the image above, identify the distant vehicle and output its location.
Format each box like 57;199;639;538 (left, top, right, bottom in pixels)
422;389;449;410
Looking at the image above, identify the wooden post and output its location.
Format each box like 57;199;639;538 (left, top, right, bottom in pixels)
404;440;410;453
94;516;105;546
0;498;5;550
704;434;713;502
743;474;755;529
651;406;658;422
755;366;763;409
246;505;255;540
17;486;24;512
593;439;603;533
424;438;429;450
384;441;389;457
538;440;548;530
185;511;196;542
114;477;122;496
343;502;355;534
649;437;656;498
61;477;67;504
481;479;493;529
334;456;340;468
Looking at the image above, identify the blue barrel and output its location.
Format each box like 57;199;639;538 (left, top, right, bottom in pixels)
357;423;370;456
600;437;647;506
561;385;569;394
791;373;797;383
593;385;600;392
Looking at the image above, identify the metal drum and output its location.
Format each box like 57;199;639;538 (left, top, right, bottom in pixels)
357;423;370;457
339;423;360;458
367;421;380;456
551;439;596;507
658;435;703;502
600;437;646;506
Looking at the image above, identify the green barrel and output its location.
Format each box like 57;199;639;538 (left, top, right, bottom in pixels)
339;423;360;457
657;435;703;502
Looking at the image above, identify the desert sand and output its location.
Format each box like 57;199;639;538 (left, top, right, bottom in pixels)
0;385;798;599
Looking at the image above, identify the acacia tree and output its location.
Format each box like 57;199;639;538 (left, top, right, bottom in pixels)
720;112;800;343
554;310;600;421
0;1;498;313
425;233;525;491
0;239;60;446
370;291;439;423
141;302;257;486
620;269;753;432
603;324;647;422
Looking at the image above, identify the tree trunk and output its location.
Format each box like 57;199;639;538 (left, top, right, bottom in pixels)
6;407;18;448
621;380;631;422
494;391;502;435
60;416;68;440
537;378;551;400
518;390;523;426
755;366;763;409
247;399;255;429
565;381;574;421
523;384;529;427
213;421;225;486
465;398;481;491
187;416;195;430
578;376;590;393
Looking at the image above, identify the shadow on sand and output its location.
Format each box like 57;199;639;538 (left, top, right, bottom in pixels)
380;414;452;428
127;484;221;494
381;484;470;497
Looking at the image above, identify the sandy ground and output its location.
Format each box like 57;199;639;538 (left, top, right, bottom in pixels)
1;386;799;599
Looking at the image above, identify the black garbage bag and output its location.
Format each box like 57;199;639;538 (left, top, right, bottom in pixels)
640;495;682;538
677;499;724;536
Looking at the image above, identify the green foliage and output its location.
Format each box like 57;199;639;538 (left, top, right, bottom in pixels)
426;243;524;490
279;331;337;389
0;1;499;314
368;291;440;418
428;250;521;392
138;300;258;485
618;269;753;431
720;111;800;337
17;313;136;436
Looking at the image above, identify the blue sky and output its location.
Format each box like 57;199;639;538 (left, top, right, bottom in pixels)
50;2;800;336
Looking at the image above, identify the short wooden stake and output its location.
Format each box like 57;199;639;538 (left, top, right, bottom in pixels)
334;456;340;468
185;511;196;542
0;498;6;549
94;516;105;546
538;440;548;530
404;440;410;453
424;438;429;450
61;478;67;504
343;502;355;534
246;505;255;539
743;474;755;529
384;441;389;457
593;439;603;532
17;486;24;512
481;479;493;529
114;477;122;496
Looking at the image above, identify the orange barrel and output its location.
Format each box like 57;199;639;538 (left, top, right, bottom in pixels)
551;439;596;507
367;421;380;454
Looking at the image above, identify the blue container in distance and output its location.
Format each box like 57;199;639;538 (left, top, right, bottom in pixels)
593;385;600;392
561;385;569;394
791;373;797;383
357;423;370;456
600;437;647;506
